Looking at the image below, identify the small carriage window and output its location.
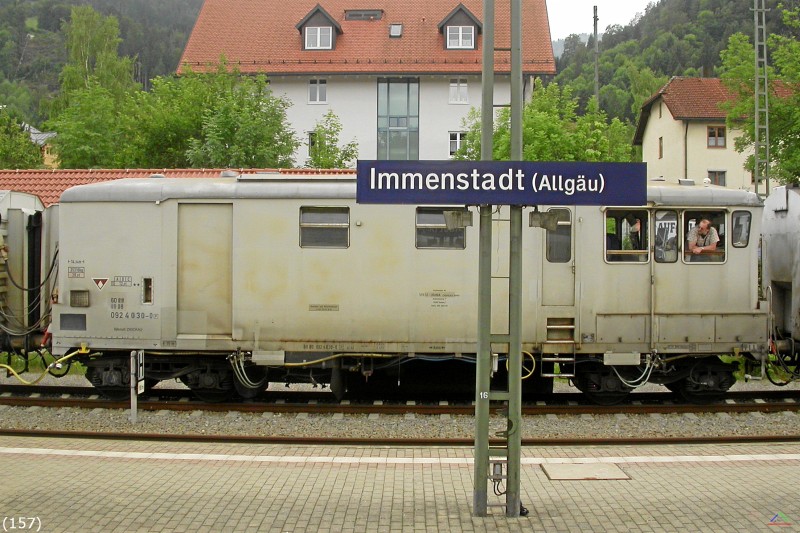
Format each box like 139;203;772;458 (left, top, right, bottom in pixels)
731;211;751;248
654;211;678;263
415;207;466;249
605;209;648;263
684;210;725;263
300;206;349;248
546;208;571;263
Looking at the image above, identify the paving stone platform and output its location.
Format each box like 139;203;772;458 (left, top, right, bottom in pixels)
1;436;798;532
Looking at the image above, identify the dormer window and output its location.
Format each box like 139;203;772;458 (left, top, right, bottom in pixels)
438;4;481;51
296;5;342;51
447;26;474;49
306;27;333;49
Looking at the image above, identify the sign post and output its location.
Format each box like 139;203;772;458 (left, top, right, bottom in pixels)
129;350;144;423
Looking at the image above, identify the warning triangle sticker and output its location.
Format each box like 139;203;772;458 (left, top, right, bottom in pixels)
93;278;109;290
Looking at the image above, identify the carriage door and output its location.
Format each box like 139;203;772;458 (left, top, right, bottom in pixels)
541;208;574;306
177;203;233;336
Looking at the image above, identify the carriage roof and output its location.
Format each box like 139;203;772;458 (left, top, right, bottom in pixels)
59;174;762;208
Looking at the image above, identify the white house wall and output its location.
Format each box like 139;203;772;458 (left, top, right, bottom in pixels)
642;99;753;190
642;101;689;180
684;122;752;190
271;75;512;165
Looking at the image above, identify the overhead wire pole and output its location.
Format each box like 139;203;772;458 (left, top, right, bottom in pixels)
473;0;495;518
753;0;770;195
506;0;524;518
474;0;525;518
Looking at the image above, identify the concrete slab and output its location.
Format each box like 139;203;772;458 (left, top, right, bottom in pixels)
542;462;630;480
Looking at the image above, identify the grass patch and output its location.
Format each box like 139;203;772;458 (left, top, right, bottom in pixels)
2;350;86;377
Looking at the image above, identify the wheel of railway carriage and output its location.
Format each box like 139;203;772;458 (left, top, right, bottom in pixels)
666;377;730;404
85;364;130;401
571;362;632;405
668;360;736;404
180;365;235;402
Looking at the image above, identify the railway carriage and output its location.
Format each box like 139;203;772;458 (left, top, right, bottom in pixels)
45;171;774;403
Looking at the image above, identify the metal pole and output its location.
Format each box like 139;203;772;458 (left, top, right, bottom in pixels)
506;0;523;518
506;206;523;517
594;6;600;105
474;205;493;516
474;0;495;517
129;350;137;424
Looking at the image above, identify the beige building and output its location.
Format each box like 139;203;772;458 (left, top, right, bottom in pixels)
633;77;752;190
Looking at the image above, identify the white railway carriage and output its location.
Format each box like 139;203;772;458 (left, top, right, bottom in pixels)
50;172;768;402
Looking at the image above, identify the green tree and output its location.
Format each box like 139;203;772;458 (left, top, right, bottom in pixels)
454;80;635;163
0;106;43;169
720;6;800;183
49;5;138;117
306;110;358;168
46;83;134;168
186;74;298;168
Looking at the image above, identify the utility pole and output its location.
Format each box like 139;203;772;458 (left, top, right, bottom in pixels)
474;0;524;518
753;0;769;195
594;6;599;105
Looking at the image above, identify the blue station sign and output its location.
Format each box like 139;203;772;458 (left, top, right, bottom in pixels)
356;160;646;206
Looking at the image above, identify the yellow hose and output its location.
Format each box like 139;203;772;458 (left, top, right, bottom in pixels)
0;349;82;385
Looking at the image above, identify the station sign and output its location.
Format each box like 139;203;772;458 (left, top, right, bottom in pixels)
356;160;646;206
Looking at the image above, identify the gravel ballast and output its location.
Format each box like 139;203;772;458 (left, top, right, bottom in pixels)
2;374;799;440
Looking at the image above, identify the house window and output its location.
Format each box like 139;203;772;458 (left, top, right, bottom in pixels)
377;78;419;160
305;27;332;49
415;207;466;249
300;206;349;248
707;126;726;148
708;170;726;186
449;132;466;156
449;78;468;103
447;26;474;49
658;137;663;159
308;79;327;103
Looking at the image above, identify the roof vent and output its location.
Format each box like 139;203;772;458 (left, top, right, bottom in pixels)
389;23;403;37
345;9;383;21
650;176;666;182
678;178;695;186
149;173;166;179
220;170;240;178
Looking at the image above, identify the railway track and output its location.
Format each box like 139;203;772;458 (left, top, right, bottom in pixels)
2;384;799;416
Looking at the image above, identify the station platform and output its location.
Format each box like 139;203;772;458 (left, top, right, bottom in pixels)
0;436;798;532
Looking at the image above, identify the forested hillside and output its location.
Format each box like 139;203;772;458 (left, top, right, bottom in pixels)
2;0;797;133
0;0;202;123
555;0;794;124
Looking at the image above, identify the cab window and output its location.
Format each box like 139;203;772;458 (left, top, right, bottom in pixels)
684;210;725;263
605;209;648;263
654;210;678;263
731;211;752;248
546;208;571;263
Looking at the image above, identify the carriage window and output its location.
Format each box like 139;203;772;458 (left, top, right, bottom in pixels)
654;210;678;263
546;208;571;263
684;210;725;263
605;209;648;263
731;211;751;248
415;207;466;249
300;206;349;248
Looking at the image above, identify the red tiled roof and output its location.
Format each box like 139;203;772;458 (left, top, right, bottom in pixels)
633;78;734;145
659;77;733;120
178;0;555;76
0;168;355;206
